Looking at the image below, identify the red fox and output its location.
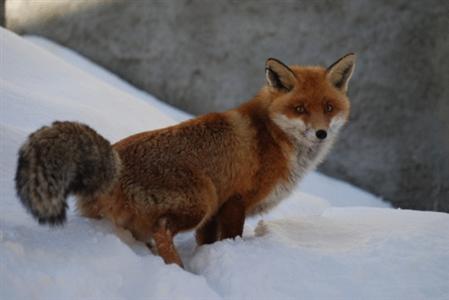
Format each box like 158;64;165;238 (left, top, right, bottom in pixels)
15;54;356;267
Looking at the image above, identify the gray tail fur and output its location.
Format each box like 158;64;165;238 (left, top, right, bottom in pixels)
15;121;121;226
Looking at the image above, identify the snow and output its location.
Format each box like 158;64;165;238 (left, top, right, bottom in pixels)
24;35;192;123
190;208;449;300
1;27;448;300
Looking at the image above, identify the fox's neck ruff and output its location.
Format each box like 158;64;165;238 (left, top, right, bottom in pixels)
248;111;339;215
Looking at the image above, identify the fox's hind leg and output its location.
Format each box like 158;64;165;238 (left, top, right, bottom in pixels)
152;217;184;267
152;197;213;267
145;172;218;266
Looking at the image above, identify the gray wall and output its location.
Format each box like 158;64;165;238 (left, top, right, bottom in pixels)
6;0;449;211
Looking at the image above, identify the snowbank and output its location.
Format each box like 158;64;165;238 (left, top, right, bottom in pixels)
1;27;448;300
191;208;449;300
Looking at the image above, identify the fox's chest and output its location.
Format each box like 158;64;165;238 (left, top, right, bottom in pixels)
247;142;323;215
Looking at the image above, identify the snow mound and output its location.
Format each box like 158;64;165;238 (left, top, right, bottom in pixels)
191;208;449;300
0;218;220;300
1;27;448;300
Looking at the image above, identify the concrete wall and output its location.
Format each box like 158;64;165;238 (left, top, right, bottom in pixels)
6;0;449;211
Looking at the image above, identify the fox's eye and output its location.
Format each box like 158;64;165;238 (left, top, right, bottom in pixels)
295;105;305;114
325;103;333;113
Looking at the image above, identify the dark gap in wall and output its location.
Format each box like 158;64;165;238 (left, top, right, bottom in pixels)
0;0;5;27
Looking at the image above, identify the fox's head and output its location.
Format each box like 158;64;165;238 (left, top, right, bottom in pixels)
264;53;356;145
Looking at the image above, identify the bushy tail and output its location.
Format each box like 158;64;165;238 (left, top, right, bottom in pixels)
15;121;121;226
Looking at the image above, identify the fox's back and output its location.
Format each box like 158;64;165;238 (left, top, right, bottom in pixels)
112;112;258;206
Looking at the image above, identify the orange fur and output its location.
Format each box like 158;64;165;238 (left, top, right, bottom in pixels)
76;54;356;267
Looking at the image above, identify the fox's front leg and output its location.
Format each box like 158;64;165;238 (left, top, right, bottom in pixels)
196;194;245;245
196;215;219;245
217;194;245;240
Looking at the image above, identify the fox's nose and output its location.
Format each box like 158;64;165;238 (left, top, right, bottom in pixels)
316;130;327;140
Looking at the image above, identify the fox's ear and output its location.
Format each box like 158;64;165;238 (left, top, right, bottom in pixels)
326;53;356;93
265;58;297;92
